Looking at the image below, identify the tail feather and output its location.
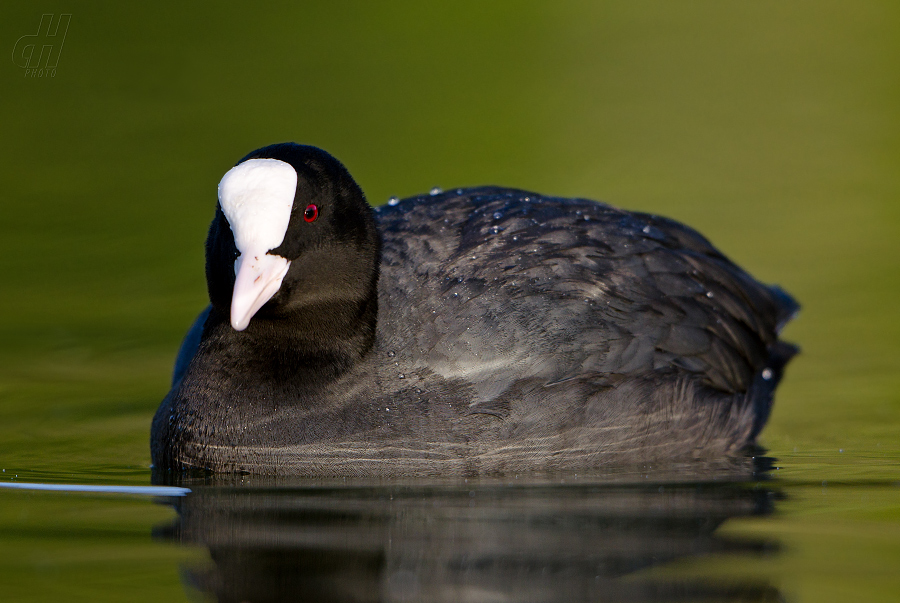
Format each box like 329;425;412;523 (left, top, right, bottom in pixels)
768;285;800;333
749;340;800;441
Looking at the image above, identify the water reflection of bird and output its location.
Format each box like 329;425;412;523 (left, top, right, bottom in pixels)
153;475;783;602
151;143;798;476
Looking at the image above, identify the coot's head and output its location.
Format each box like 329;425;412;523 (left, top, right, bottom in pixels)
206;143;379;332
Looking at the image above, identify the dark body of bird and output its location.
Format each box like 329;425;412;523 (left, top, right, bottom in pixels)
151;144;798;476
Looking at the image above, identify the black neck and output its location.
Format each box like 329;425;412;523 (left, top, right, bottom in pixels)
202;294;378;391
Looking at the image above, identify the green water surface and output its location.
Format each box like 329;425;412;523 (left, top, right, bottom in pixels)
1;2;898;601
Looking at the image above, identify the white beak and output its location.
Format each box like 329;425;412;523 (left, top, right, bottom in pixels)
230;250;291;331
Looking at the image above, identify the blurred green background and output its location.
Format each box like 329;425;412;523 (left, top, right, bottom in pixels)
1;1;898;601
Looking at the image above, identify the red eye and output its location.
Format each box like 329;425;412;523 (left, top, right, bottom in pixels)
303;204;318;223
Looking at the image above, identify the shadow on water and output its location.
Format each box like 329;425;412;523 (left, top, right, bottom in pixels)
152;457;784;602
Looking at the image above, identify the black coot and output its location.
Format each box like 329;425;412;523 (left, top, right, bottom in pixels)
151;143;798;476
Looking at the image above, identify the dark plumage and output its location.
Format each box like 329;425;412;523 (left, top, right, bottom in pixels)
151;143;798;476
